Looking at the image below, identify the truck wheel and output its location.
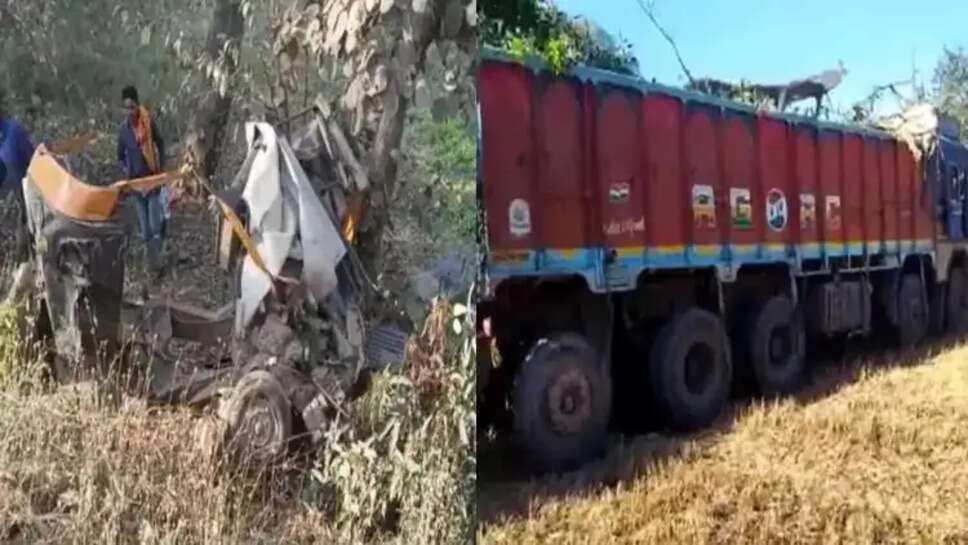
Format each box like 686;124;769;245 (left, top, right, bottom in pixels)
512;333;611;472
222;370;293;466
930;280;946;336
649;308;731;431
896;273;928;347
742;296;806;396
947;266;968;333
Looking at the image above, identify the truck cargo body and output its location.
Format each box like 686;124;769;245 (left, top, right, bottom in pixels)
477;47;968;473
480;52;935;290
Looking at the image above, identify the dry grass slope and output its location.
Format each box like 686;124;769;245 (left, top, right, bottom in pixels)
481;346;968;544
0;303;474;544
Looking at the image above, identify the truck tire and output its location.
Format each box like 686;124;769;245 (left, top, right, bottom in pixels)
222;370;293;466
742;295;806;396
930;280;946;336
896;273;928;347
649;308;732;431
947;266;968;333
512;333;611;472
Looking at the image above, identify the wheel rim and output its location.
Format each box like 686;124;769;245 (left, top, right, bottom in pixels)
546;364;592;435
683;343;715;395
235;395;284;457
768;325;792;367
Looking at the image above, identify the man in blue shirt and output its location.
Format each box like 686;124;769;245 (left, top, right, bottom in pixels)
0;112;36;259
117;85;168;275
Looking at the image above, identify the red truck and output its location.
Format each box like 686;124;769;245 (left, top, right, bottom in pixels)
476;47;968;472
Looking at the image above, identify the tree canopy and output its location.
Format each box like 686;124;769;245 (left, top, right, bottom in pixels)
480;0;638;75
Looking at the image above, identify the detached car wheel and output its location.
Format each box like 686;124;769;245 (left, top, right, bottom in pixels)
512;333;611;473
222;370;293;466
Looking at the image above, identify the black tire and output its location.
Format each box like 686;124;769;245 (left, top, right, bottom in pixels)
649;308;732;431
947;266;968;334
930;279;946;336
741;296;807;396
222;370;293;466
896;272;928;347
512;333;611;473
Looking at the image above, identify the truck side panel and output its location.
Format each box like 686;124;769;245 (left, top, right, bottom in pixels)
647;95;687;259
537;79;587;254
480;62;537;254
863;139;883;254
794;126;820;258
758;116;794;258
843;134;864;254
479;58;937;293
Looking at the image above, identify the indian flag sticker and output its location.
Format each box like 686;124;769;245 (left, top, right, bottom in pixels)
609;182;630;204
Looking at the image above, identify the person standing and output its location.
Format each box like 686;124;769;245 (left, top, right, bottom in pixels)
0;107;36;260
117;85;167;275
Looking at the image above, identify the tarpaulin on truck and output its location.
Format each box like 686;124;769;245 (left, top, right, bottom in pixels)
874;103;940;160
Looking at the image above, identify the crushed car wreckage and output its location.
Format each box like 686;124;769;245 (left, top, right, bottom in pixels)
6;114;406;465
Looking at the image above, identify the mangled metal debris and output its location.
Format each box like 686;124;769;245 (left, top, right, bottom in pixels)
8;114;408;466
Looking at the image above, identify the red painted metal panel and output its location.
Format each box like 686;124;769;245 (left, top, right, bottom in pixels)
645;95;685;248
862;139;882;246
758;117;793;246
880;140;899;249
724;118;757;247
913;153;933;244
897;145;915;247
480;59;937;271
596;90;646;248
819;134;844;250
842;134;864;247
684;108;718;248
480;63;536;251
794;127;818;246
537;80;587;249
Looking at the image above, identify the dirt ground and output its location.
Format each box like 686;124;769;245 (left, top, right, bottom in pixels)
478;336;968;544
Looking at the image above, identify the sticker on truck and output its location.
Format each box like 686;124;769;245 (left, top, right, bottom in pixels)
766;188;788;232
730;187;753;229
509;198;532;237
800;193;816;230
825;195;842;232
692;184;716;229
609;182;631;204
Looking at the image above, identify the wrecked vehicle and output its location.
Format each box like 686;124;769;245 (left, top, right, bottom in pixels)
8;114;408;465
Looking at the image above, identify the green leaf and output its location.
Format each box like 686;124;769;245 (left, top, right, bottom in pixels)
452;303;468;317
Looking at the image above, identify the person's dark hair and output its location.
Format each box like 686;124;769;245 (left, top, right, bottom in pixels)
122;85;139;104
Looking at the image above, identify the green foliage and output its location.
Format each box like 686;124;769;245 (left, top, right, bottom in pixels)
300;302;476;543
481;0;638;75
0;1;195;140
934;47;968;135
396;112;477;257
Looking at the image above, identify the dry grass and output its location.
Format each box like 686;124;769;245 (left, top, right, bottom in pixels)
480;343;968;544
0;299;475;544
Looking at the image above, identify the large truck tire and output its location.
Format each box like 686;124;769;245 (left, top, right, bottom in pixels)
947;266;968;334
512;333;611;473
649;308;732;431
740;295;807;396
896;273;929;347
930;280;946;336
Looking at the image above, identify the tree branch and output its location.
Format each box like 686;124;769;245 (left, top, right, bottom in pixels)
633;0;694;84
